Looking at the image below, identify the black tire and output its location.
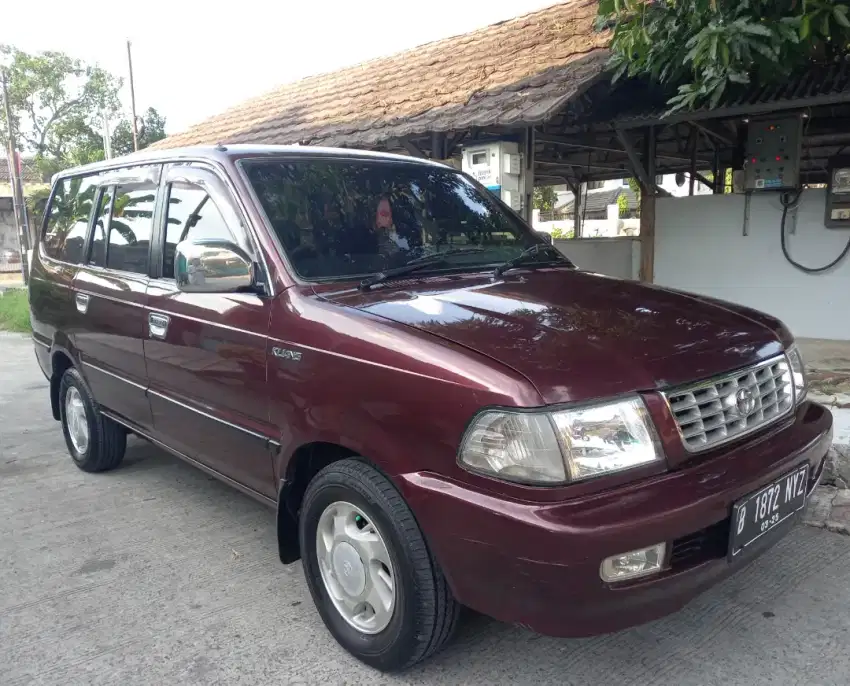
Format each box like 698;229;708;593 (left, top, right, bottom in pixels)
299;459;459;672
59;367;127;473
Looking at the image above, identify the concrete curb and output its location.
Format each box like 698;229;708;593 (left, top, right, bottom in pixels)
804;486;850;535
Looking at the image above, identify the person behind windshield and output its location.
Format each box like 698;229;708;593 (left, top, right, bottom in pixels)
373;196;411;257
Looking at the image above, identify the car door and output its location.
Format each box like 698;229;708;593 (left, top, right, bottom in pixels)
72;165;159;431
144;164;277;499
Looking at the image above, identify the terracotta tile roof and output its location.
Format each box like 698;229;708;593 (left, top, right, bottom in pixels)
0;157;46;185
562;186;638;216
154;0;610;150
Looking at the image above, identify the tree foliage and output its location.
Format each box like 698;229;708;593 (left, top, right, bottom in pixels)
598;0;850;112
111;107;167;156
1;45;167;176
533;186;558;212
0;44;121;158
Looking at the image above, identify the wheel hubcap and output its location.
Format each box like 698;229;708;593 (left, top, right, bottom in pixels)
316;501;395;634
65;387;89;454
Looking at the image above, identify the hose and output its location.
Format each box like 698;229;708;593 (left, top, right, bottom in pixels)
780;189;850;273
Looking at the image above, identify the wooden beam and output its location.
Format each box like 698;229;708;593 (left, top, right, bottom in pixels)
692;121;734;146
640;126;657;283
692;171;713;190
616;127;656;194
539;131;711;165
687;126;698;196
400;139;427;158
431;132;447;160
444;131;466;158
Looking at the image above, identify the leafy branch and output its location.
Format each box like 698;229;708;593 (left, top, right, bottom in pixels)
598;0;850;113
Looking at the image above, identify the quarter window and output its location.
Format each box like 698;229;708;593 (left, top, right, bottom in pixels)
162;183;236;279
105;182;157;274
42;175;98;263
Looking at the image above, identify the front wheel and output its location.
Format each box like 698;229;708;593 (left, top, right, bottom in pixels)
299;459;459;671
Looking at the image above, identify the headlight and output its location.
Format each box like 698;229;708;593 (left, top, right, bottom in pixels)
458;411;566;484
458;397;663;485
550;397;663;481
787;346;807;404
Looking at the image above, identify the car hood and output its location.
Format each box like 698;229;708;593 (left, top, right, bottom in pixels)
317;270;786;405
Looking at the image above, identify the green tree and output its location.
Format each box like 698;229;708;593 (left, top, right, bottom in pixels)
0;45;121;158
533;186;557;212
111;107;168;156
617;192;629;218
598;0;850;112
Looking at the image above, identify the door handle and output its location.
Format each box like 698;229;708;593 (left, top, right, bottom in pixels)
148;312;170;339
75;293;90;314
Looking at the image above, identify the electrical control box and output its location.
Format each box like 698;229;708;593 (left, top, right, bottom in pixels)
744;116;803;191
825;155;850;229
461;141;522;210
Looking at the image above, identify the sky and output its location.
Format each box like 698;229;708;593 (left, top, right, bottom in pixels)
1;0;561;137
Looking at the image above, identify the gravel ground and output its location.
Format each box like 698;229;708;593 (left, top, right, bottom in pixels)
2;332;850;686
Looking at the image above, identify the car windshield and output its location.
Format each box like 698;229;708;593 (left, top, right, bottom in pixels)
241;158;572;281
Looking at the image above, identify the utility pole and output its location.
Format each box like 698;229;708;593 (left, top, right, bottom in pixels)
1;68;30;284
126;40;139;152
101;110;113;159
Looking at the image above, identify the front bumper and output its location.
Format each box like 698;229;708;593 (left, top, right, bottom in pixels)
399;401;833;637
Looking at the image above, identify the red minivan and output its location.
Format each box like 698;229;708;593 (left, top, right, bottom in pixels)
29;146;833;671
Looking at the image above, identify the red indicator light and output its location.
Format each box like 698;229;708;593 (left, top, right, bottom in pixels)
751;157;757;164
776;156;782;161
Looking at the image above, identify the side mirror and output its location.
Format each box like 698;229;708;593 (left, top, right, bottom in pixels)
536;231;554;245
175;240;255;293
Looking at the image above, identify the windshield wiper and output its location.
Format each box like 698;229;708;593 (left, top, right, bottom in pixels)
359;248;486;291
492;243;569;279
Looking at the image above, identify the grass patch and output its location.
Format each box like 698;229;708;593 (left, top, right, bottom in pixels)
0;288;31;333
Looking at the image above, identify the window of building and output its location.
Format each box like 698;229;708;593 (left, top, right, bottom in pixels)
42;175;98;263
105;182;156;274
162;183;236;279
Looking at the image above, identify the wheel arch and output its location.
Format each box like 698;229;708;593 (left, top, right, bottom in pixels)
277;442;376;564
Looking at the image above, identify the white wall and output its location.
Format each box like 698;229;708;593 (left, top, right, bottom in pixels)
555;238;640;281
655;189;850;340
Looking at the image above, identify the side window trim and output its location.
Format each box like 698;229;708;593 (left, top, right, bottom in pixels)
84;185;114;266
163;166;252;255
101;166;161;276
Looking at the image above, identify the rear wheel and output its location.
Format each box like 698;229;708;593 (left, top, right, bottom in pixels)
59;368;127;473
299;459;459;671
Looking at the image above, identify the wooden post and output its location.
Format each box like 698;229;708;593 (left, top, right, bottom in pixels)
573;178;582;238
639;127;657;283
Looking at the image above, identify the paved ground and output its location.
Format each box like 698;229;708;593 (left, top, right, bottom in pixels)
3;332;850;686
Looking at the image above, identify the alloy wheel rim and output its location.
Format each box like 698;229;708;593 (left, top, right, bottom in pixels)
316;501;396;634
65;387;89;454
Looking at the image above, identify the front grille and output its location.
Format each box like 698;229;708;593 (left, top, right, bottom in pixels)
664;354;794;452
670;520;729;568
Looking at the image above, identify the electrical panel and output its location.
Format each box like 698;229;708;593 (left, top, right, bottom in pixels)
825;155;850;229
461;141;522;210
744;116;803;191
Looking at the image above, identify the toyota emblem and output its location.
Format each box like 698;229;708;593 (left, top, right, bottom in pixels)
735;387;756;416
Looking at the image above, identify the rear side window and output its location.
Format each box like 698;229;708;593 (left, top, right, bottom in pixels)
162;183;236;279
42;175;98;263
105;182;157;274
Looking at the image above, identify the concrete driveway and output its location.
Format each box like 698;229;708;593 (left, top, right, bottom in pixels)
2;332;849;686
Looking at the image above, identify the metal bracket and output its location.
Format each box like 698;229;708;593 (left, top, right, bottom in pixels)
743;192;752;236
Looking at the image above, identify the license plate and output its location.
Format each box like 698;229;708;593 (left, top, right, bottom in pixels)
729;464;810;558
